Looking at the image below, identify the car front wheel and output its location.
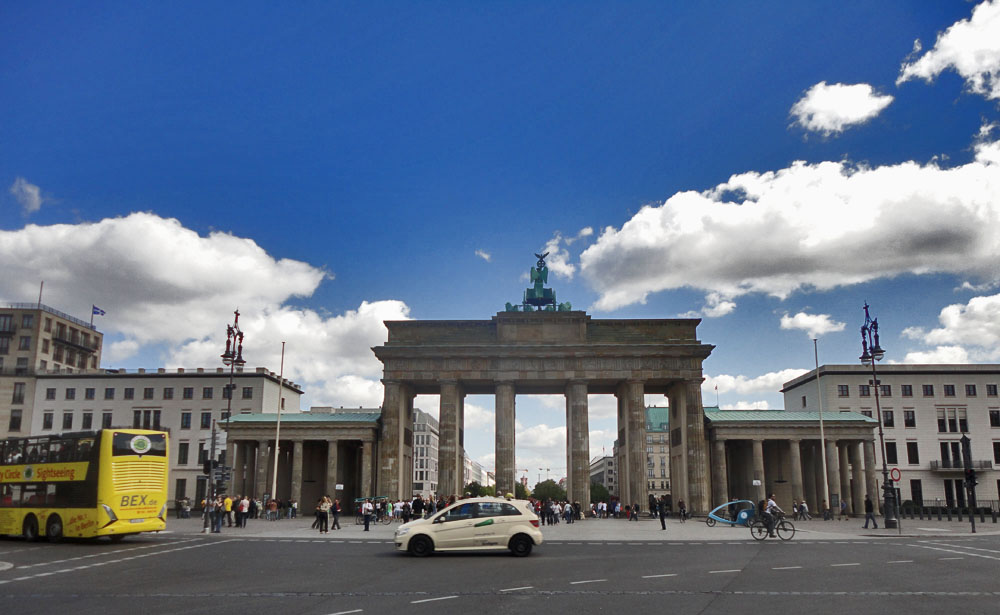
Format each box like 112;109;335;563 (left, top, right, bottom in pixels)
509;534;533;557
408;535;434;557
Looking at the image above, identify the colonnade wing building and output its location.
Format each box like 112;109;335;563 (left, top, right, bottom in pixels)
373;310;716;512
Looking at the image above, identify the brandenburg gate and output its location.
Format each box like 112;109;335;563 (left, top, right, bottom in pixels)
373;255;715;511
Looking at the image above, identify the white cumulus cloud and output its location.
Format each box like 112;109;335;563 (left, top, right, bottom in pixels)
579;138;1000;312
704;369;809;397
0;212;411;408
897;0;1000;100
900;292;1000;363
790;81;894;135
780;311;846;338
10;177;44;214
475;249;492;262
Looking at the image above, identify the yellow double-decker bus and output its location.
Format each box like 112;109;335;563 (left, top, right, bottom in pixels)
0;429;168;542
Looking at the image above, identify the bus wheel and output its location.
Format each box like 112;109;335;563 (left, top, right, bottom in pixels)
46;515;64;543
109;534;126;543
22;516;39;542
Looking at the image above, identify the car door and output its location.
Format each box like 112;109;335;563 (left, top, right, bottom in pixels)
471;502;503;547
433;502;477;549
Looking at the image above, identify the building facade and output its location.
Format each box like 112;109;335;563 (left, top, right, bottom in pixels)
412;408;439;497
783;364;1000;509
589;455;616;496
646;406;671;502
6;366;302;507
1;303;104;440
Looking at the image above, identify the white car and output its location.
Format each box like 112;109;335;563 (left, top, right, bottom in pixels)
394;497;543;557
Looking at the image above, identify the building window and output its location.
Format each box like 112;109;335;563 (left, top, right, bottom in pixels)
102;412;113;428
12;382;25;404
178;442;189;465
837;384;849;397
958;409;968;433
938;409;947;433
181;412;191;429
198;443;207;464
65;388;75;400
242;387;253;399
965;384;977;397
8;409;22;432
163;387;174;400
175;478;187;499
142;387;153;400
988;384;998;397
18;336;31;350
41;339;50;354
104;387;114;400
222;385;232;400
46;387;56;400
901;384;912;397
183;387;194;399
44;317;51;332
43;412;53;430
885;442;898;465
910;480;923;506
922;384;934;397
202;387;213;399
859;385;871;397
883;410;894;428
861;410;873;418
62;412;73;430
906;442;919;464
153;410;161;430
0;336;8;355
82;412;93;430
990;410;1000;427
22;314;34;328
133;410;141;429
904;410;916;428
994;442;1000;464
944;384;955;397
200;412;212;429
124;388;134;400
880;384;891;397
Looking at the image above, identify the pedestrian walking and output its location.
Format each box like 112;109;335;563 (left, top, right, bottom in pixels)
658;495;668;530
839;498;848;520
863;495;878;529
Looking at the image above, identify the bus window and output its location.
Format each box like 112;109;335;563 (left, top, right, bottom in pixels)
76;438;94;461
22;483;45;507
1;484;16;507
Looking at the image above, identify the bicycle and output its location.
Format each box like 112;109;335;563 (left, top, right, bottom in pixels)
750;512;795;541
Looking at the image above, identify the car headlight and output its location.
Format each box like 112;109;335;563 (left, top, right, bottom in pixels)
396;527;411;537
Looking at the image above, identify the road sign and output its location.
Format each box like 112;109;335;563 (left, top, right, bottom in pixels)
889;467;901;482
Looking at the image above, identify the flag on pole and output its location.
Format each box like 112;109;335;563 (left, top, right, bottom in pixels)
92;305;105;316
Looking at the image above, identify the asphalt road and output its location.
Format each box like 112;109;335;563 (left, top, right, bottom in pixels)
1;533;998;615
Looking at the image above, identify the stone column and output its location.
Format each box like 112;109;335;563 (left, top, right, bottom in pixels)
825;439;842;510
361;440;373;498
438;380;465;497
752;439;766;503
291;439;304;506
326;439;339;499
565;380;590;506
255;439;269;499
863;439;880;514
849;441;864;515
711;439;728;506
838;442;851;514
377;380;403;500
495;381;516;498
228;440;240;495
616;380;646;507
789;439;803;504
685;380;709;513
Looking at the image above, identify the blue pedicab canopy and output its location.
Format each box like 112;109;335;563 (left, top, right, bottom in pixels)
707;500;757;526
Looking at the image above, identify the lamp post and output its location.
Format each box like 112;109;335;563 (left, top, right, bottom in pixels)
859;302;898;529
221;310;245;493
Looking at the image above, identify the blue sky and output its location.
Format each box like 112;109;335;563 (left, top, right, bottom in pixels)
4;2;1000;482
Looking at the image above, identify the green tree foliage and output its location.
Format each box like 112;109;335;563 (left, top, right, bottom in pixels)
514;482;529;500
531;479;566;502
590;481;610;504
464;481;485;497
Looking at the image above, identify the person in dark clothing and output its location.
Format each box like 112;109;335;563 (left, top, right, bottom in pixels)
658;495;668;530
863;495;878;529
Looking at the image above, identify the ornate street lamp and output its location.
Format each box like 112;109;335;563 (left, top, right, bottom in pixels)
860;302;898;529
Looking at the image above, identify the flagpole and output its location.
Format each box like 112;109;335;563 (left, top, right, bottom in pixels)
37;281;43;308
270;342;285;502
814;338;830;513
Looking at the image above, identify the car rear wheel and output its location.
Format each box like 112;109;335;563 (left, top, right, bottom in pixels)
509;534;533;557
408;535;433;557
46;515;63;543
22;516;39;542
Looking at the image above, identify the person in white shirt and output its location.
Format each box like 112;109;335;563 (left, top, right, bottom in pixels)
765;494;784;537
362;498;374;531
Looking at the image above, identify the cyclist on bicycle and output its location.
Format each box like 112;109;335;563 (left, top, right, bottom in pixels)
764;493;784;538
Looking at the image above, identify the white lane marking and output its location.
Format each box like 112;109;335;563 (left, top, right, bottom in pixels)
642;573;677;578
917;527;952;532
327;610;363;615
939;557;964;560
0;562;13;572
709;569;741;574
16;539;200;570
570;579;607;585
411;596;457;604
887;560;913;564
927;543;1000;555
831;563;860;567
499;586;533;592
772;566;802;570
908;544;1000;561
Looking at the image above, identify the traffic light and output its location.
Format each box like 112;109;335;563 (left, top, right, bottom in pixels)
203;459;218;475
965;468;977;488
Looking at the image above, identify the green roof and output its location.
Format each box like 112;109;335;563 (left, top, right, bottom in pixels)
225;412;381;424
703;409;876;423
645;406;670;431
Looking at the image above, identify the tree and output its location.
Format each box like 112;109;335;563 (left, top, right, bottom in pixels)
514;482;529;500
590;481;610;504
464;481;485;497
532;479;566;502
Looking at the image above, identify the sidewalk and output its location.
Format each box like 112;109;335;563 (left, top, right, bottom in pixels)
165;513;1000;541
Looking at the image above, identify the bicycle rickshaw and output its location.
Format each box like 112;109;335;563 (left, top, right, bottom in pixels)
704;499;756;527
